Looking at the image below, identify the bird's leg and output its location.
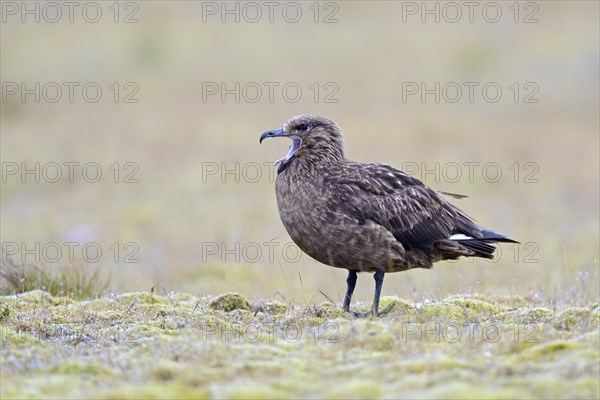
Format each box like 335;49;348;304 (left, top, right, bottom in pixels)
342;270;358;312
370;270;385;316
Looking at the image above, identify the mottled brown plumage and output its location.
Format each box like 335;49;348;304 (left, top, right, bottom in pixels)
260;115;517;316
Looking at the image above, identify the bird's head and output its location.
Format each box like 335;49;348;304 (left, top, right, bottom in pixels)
259;114;345;173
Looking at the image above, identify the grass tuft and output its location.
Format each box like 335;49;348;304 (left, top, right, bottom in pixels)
0;257;110;299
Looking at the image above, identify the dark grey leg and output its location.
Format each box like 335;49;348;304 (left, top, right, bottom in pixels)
343;270;358;312
370;270;385;316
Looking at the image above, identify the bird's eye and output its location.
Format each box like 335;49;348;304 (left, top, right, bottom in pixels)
298;123;310;132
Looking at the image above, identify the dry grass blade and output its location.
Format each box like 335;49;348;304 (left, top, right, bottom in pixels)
0;256;110;299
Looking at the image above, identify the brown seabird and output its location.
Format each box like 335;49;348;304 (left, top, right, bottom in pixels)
260;114;517;316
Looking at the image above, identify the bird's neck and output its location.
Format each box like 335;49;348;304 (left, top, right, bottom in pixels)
297;137;345;163
292;147;344;176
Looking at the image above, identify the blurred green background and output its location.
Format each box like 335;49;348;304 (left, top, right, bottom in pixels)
1;1;598;306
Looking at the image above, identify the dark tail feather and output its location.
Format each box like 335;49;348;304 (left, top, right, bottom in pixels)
479;228;520;244
456;240;496;258
453;228;519;259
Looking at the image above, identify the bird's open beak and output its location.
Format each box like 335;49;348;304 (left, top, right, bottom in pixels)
259;128;287;143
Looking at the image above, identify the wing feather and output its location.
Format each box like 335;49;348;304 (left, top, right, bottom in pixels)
324;163;480;250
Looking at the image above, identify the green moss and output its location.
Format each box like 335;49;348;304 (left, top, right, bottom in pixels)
399;358;468;375
151;361;182;381
225;385;290;400
498;307;555;324
253;300;288;315
1;324;40;347
240;360;285;377
445;293;492;303
554;308;593;330
364;329;396;351
379;296;414;314
325;379;383;399
0;305;10;321
518;339;588;361
416;302;472;323
488;294;531;308
54;362;115;376
423;382;526;399
315;302;346;320
209;293;251;312
102;383;211;399
589;303;600;323
167;292;200;305
9;290;60;306
446;296;507;315
335;320;396;351
118;292;166;305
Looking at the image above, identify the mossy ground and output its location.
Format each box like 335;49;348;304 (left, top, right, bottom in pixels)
1;291;598;399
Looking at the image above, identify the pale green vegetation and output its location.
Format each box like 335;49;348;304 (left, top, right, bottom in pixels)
1;1;599;398
1;290;598;398
1;258;110;299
